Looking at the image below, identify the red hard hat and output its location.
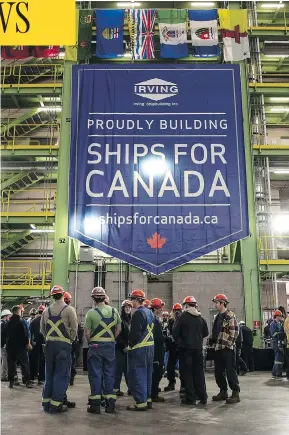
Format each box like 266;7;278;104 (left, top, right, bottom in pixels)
50;285;65;296
162;310;169;317
173;303;182;311
274;310;283;317
38;305;45;312
91;287;106;297
151;298;164;309
63;291;72;301
144;299;151;308
122;299;133;308
183;296;197;305
212;294;228;303
129;289;146;300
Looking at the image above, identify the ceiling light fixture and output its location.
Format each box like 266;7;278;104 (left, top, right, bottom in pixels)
30;229;55;233
269;97;289;102
273;170;289;174
270;107;289;112
37;107;62;113
117;2;141;7
264;54;289;58
261;3;284;8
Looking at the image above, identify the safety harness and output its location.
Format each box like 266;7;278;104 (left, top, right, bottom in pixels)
45;306;71;345
89;307;116;343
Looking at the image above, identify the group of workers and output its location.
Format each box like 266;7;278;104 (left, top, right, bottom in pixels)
1;285;289;415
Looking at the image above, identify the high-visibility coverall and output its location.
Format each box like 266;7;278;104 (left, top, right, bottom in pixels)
270;319;284;377
128;306;154;409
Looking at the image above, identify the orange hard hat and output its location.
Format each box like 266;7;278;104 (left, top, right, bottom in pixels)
144;299;151;308
151;298;164;309
183;296;197;305
50;285;65;296
63;291;72;301
173;303;182;311
91;287;106;297
38;305;46;312
122;299;133;307
273;310;283;317
162;310;169;317
212;294;228;303
129;289;146;300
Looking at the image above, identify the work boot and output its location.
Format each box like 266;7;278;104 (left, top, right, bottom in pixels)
127;390;132;396
116;390;124;397
105;398;115;414
49;405;68;414
212;391;228;401
26;382;33;389
69;379;74;386
147;402;153;410
152;396;165;403
164;383;175;392
226;391;240;404
8;381;13;389
198;398;208;405
181;399;196;406
126;405;148;411
87;405;101;414
179;387;185;394
63;399;76;408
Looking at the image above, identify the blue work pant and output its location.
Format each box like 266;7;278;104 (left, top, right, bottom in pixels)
128;346;154;408
42;341;71;409
272;346;284;377
87;343;116;404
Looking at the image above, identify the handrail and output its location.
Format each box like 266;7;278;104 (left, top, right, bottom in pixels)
259;236;289;263
1;64;63;86
1;188;56;215
2;123;60;148
1;260;52;287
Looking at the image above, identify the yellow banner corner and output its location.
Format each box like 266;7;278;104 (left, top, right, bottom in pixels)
0;0;76;46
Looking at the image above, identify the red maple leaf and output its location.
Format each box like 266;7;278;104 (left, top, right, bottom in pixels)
147;233;166;251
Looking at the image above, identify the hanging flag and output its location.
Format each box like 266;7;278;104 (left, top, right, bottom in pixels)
1;46;31;59
66;9;93;61
95;9;124;58
219;9;250;61
189;9;219;58
32;46;60;58
158;9;188;59
131;9;157;59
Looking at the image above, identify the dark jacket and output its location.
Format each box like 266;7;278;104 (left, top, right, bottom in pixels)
172;307;209;350
1;320;8;348
129;307;154;348
241;325;254;346
6;314;29;350
236;326;243;349
116;308;131;352
153;316;165;362
30;316;44;347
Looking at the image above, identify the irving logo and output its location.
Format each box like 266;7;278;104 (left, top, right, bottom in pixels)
0;0;75;45
134;78;179;101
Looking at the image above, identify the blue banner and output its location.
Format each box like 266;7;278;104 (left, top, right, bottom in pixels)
95;9;124;58
69;64;249;274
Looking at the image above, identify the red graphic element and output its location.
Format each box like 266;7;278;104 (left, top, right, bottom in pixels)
147;233;166;251
253;320;261;329
221;25;247;44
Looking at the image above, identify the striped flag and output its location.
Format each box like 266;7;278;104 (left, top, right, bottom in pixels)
219;10;250;61
189;9;219;57
132;9;156;59
158;9;188;59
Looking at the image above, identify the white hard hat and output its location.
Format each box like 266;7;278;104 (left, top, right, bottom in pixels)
1;309;12;317
239;320;245;325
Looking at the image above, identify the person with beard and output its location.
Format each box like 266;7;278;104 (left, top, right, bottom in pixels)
114;299;132;396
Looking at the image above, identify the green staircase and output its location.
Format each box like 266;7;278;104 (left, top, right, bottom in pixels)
1;109;51;137
1;230;41;259
1;171;44;199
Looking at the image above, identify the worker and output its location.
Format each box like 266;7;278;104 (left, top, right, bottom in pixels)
114;299;132;396
235;322;248;376
28;308;37;325
144;299;151;309
150;298;165;403
239;320;254;372
1;309;12;382
6;305;33;389
164;303;182;392
173;296;208;406
84;287;121;415
284;313;289;380
209;294;240;404
29;305;46;385
270;310;285;379
63;291;78;386
127;289;154;411
161;310;170;373
40;285;78;413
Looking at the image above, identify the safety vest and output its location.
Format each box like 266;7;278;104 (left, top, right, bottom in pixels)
129;306;154;351
45;306;71;345
89;307;116;343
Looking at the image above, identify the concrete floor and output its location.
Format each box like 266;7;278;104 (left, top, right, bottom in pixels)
2;372;289;435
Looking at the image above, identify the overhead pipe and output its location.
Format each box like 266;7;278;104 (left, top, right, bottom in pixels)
1;163;58;172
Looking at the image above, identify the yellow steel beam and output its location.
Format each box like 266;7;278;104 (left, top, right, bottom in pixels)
260;259;289;265
253;145;289;150
0;145;59;150
1;83;63;89
0;285;50;290
249;83;289;88
0;212;55;217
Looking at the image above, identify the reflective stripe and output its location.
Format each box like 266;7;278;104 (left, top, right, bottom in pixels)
42;398;51;403
274;361;283;364
135;402;147;408
89;395;102;400
50;399;62;407
46;318;71;344
147;398;152;403
104;394;117;400
272;332;278;337
113;389;120;393
129;323;154;350
90;319;116;342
